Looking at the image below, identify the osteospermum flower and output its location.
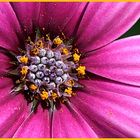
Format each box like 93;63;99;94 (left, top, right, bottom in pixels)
1;2;140;138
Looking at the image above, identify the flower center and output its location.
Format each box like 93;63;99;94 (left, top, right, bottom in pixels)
11;31;86;111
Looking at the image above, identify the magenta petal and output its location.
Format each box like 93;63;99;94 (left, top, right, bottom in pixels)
0;78;49;138
76;3;140;52
2;95;28;138
52;104;97;138
0;78;13;103
71;78;140;137
11;2;88;37
0;3;22;50
0;53;11;75
0;78;28;137
83;35;140;86
0;93;28;137
11;3;40;34
39;3;87;37
13;106;50;138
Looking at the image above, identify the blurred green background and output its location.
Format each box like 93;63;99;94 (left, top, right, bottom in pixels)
119;18;140;39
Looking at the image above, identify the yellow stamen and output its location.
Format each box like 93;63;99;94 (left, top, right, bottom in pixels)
19;56;28;64
76;66;86;76
29;84;38;91
36;40;44;48
46;34;50;41
53;37;63;45
66;80;75;86
40;91;49;100
73;53;81;62
31;47;39;55
61;48;69;55
74;48;79;54
64;87;73;95
20;66;28;75
51;92;58;100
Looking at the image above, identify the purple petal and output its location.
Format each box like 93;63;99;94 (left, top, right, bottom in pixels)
0;78;13;103
82;35;140;86
76;3;140;52
0;3;22;50
11;2;87;37
52;104;97;138
11;3;40;34
2;95;28;138
71;78;140;137
0;98;26;137
0;78;49;138
13;105;50;138
39;2;87;37
0;77;28;137
0;53;12;75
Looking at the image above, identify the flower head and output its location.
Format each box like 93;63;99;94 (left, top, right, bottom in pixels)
11;32;85;111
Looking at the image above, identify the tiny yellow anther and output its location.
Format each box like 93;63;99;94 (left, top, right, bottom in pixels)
73;53;81;62
19;56;28;64
36;40;44;48
53;37;63;45
61;48;69;55
46;34;50;41
76;66;86;76
64;87;73;95
66;80;75;86
51;92;58;100
29;84;38;91
40;91;49;100
31;47;39;55
20;66;28;75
